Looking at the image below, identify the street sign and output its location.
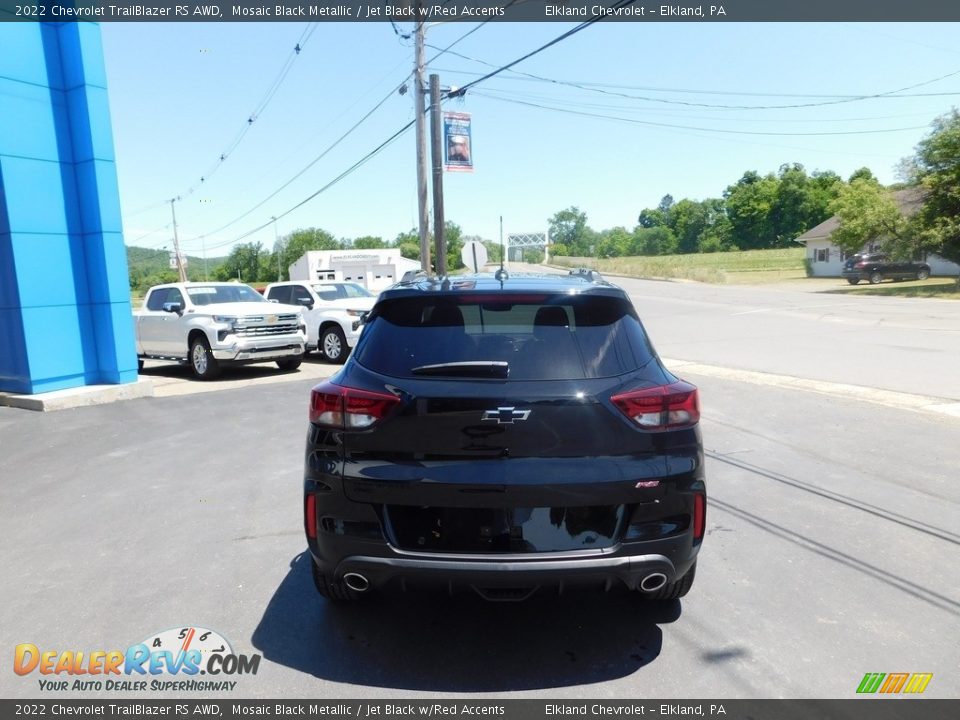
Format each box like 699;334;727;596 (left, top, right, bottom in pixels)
460;240;488;273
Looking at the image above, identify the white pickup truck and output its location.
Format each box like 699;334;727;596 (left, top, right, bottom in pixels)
134;282;307;379
263;281;376;363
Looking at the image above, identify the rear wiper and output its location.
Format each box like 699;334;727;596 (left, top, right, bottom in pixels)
411;361;508;378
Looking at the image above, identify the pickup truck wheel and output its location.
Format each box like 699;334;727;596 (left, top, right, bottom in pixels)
639;561;696;601
320;326;347;364
276;357;302;372
917;268;930;280
869;271;883;285
846;278;860;285
190;336;221;380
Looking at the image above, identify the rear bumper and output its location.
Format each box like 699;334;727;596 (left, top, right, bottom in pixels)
327;545;695;596
841;270;869;280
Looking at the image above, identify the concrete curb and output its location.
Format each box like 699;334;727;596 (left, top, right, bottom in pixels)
0;377;155;412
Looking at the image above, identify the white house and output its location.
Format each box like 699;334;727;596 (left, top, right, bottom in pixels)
288;249;421;292
794;188;960;277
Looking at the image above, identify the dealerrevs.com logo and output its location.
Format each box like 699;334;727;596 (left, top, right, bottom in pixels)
14;626;260;692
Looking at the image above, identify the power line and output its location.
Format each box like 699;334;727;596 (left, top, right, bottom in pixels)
435;63;960;102
471;90;931;137
202;119;416;252
180;81;408;245
134;23;319;219
435;44;960;110
466;85;940;123
182;19;500;249
446;0;636;100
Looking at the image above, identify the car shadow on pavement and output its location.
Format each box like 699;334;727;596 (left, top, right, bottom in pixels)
251;552;680;692
138;362;305;381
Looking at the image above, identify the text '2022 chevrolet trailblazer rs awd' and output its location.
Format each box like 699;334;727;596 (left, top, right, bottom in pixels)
303;269;705;603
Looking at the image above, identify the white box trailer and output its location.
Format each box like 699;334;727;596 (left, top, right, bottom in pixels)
288;249;421;292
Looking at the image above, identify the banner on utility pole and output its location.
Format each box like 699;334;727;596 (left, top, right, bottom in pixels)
443;112;473;172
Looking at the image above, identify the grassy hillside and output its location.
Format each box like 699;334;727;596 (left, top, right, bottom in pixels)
126;245;226;294
127;246;224;276
551;248;807;284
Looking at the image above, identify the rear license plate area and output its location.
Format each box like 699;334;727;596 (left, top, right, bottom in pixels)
383;505;625;553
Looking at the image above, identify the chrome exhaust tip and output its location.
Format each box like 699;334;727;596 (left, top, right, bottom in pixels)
640;572;668;592
342;573;370;593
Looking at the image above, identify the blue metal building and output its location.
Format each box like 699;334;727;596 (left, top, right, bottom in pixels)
0;22;137;394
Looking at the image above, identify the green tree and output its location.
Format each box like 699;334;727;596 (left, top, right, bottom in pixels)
214;242;274;283
637;207;666;228
769;164;842;246
394;228;420;261
352;235;387;249
630;226;678;256
724;171;780;249
911;109;960;269
669;199;709;254
698;208;734;253
444;221;465;271
273;227;341;281
829;179;909;257
848;167;877;184
548;207;591;256
597;226;632;258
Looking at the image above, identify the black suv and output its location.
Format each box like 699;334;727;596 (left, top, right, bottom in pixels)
841;252;931;285
303;271;705;603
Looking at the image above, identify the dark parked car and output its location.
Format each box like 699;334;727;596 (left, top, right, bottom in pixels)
841;252;931;285
303;270;705;603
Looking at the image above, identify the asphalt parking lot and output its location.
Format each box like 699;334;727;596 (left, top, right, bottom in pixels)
2;277;958;699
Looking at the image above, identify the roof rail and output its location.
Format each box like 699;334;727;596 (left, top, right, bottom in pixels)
568;267;603;282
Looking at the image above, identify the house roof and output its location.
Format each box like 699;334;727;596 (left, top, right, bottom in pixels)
793;187;926;244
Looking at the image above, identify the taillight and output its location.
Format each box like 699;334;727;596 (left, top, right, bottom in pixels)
693;493;706;540
304;495;317;539
309;380;400;429
611;380;700;430
854;262;867;269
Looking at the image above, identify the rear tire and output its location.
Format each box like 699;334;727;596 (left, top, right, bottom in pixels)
846;278;860;285
311;560;363;603
190;336;221;380
869;271;883;285
640;561;696;600
137;358;144;371
320;326;347;364
917;268;930;281
276;357;302;372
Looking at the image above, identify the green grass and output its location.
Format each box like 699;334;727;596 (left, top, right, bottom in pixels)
550;248;806;284
823;277;960;299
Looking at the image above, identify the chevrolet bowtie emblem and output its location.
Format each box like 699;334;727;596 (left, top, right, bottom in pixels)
482;407;531;425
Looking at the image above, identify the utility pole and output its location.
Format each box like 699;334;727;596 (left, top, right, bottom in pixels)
429;73;446;276
169;198;187;283
272;216;282;281
414;11;431;273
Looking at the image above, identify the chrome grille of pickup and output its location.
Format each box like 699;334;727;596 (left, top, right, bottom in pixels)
234;313;299;337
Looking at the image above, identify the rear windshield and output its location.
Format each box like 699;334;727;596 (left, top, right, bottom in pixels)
186;285;267;305
355;294;655;380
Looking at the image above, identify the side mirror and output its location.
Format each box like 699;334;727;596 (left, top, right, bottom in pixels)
162;302;183;315
298;297;314;309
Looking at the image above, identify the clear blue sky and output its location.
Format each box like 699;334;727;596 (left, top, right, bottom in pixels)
102;21;960;258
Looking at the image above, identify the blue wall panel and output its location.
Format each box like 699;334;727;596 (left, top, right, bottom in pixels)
0;22;137;395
